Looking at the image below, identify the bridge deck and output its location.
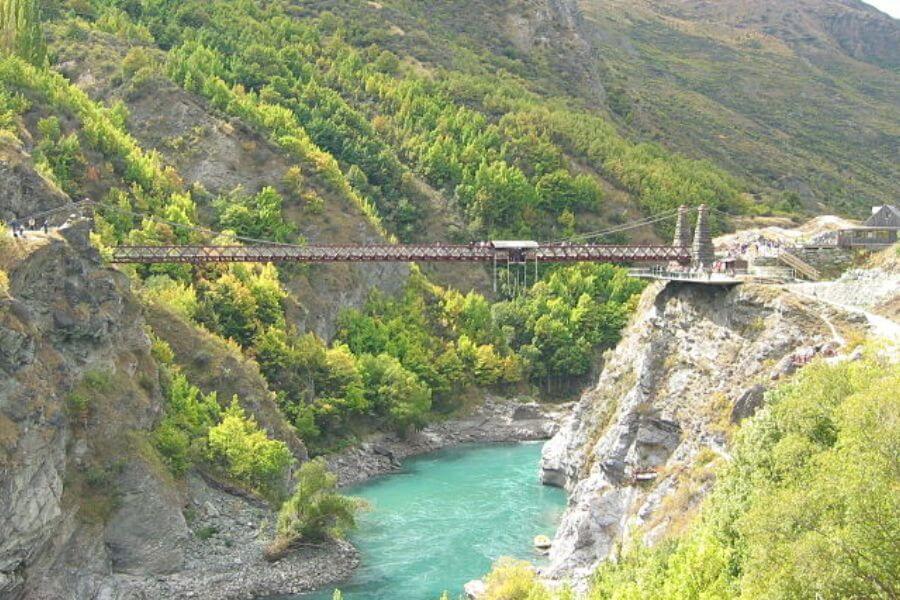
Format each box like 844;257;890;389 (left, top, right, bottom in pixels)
110;244;691;264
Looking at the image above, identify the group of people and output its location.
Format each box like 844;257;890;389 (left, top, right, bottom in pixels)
733;237;784;259
6;217;49;238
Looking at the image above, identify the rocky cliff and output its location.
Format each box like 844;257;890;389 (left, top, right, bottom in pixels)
0;176;348;599
540;279;873;584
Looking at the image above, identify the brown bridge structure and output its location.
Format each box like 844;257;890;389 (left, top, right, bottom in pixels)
8;201;725;284
109;241;692;265
108;205;714;268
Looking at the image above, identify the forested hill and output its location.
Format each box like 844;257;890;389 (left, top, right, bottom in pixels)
307;0;899;217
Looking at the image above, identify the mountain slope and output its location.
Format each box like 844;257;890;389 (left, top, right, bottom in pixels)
323;0;899;216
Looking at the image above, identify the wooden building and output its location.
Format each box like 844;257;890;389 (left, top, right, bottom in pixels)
837;205;899;248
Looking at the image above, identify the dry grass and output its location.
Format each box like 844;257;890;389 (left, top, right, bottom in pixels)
645;456;719;538
702;392;736;439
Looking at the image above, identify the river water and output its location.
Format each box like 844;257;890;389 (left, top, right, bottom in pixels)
300;441;566;600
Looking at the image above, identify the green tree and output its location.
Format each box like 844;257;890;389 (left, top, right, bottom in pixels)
197;272;260;346
0;0;45;66
207;399;294;501
358;353;432;431
214;186;293;242
153;371;221;476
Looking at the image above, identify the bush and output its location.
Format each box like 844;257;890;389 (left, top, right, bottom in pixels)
66;390;91;419
274;458;360;546
144;275;199;319
152;419;191;475
0;268;8;295
207;399;294;501
481;558;572;600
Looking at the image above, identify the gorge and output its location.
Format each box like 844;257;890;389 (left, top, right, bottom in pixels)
1;0;898;598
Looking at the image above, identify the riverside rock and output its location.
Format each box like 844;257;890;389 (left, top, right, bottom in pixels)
464;579;486;599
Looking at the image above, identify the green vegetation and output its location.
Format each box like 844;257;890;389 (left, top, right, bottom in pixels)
476;350;900;599
207;400;293;502
493;264;644;390
0;0;46;66
152;369;221;476
481;559;573;600
213;186;294;242
152;338;294;501
54;0;749;243
65;368;114;423
268;458;361;557
34;115;83;195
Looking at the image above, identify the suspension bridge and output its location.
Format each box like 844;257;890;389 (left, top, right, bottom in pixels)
7;201;739;285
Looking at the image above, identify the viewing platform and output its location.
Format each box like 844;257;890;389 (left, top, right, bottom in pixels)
628;268;744;286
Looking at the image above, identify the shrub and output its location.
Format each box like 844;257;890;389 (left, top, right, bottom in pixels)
0;268;8;295
145;274;198;319
66;390;91;419
152;420;191;475
82;369;113;393
482;558;556;600
207;399;294;501
150;335;175;365
274;458;360;546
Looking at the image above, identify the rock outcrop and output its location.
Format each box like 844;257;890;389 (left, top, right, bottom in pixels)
540;280;871;584
0;202;342;598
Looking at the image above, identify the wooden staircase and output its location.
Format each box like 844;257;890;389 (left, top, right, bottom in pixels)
779;250;821;281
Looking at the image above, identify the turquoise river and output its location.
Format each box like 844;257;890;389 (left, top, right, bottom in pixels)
301;441;567;600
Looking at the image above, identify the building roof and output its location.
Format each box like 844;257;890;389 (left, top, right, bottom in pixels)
490;240;540;249
864;205;900;228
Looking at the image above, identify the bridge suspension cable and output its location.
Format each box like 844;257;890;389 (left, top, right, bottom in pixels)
554;207;688;243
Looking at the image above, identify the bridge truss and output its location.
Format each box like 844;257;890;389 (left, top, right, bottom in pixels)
109;243;692;265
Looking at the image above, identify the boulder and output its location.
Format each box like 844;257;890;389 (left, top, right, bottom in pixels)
511;403;543;421
464;579;486;599
731;384;766;423
534;534;552;550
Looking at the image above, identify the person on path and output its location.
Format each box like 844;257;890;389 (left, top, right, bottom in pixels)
10;219;19;238
27;218;35;230
42;220;48;234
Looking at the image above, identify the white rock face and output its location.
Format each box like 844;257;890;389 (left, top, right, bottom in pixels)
541;280;867;585
464;578;487;599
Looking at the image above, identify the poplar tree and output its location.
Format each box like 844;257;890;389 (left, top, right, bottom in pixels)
0;0;46;66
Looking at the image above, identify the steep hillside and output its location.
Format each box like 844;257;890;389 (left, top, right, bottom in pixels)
319;0;899;215
0;202;355;597
540;280;859;580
